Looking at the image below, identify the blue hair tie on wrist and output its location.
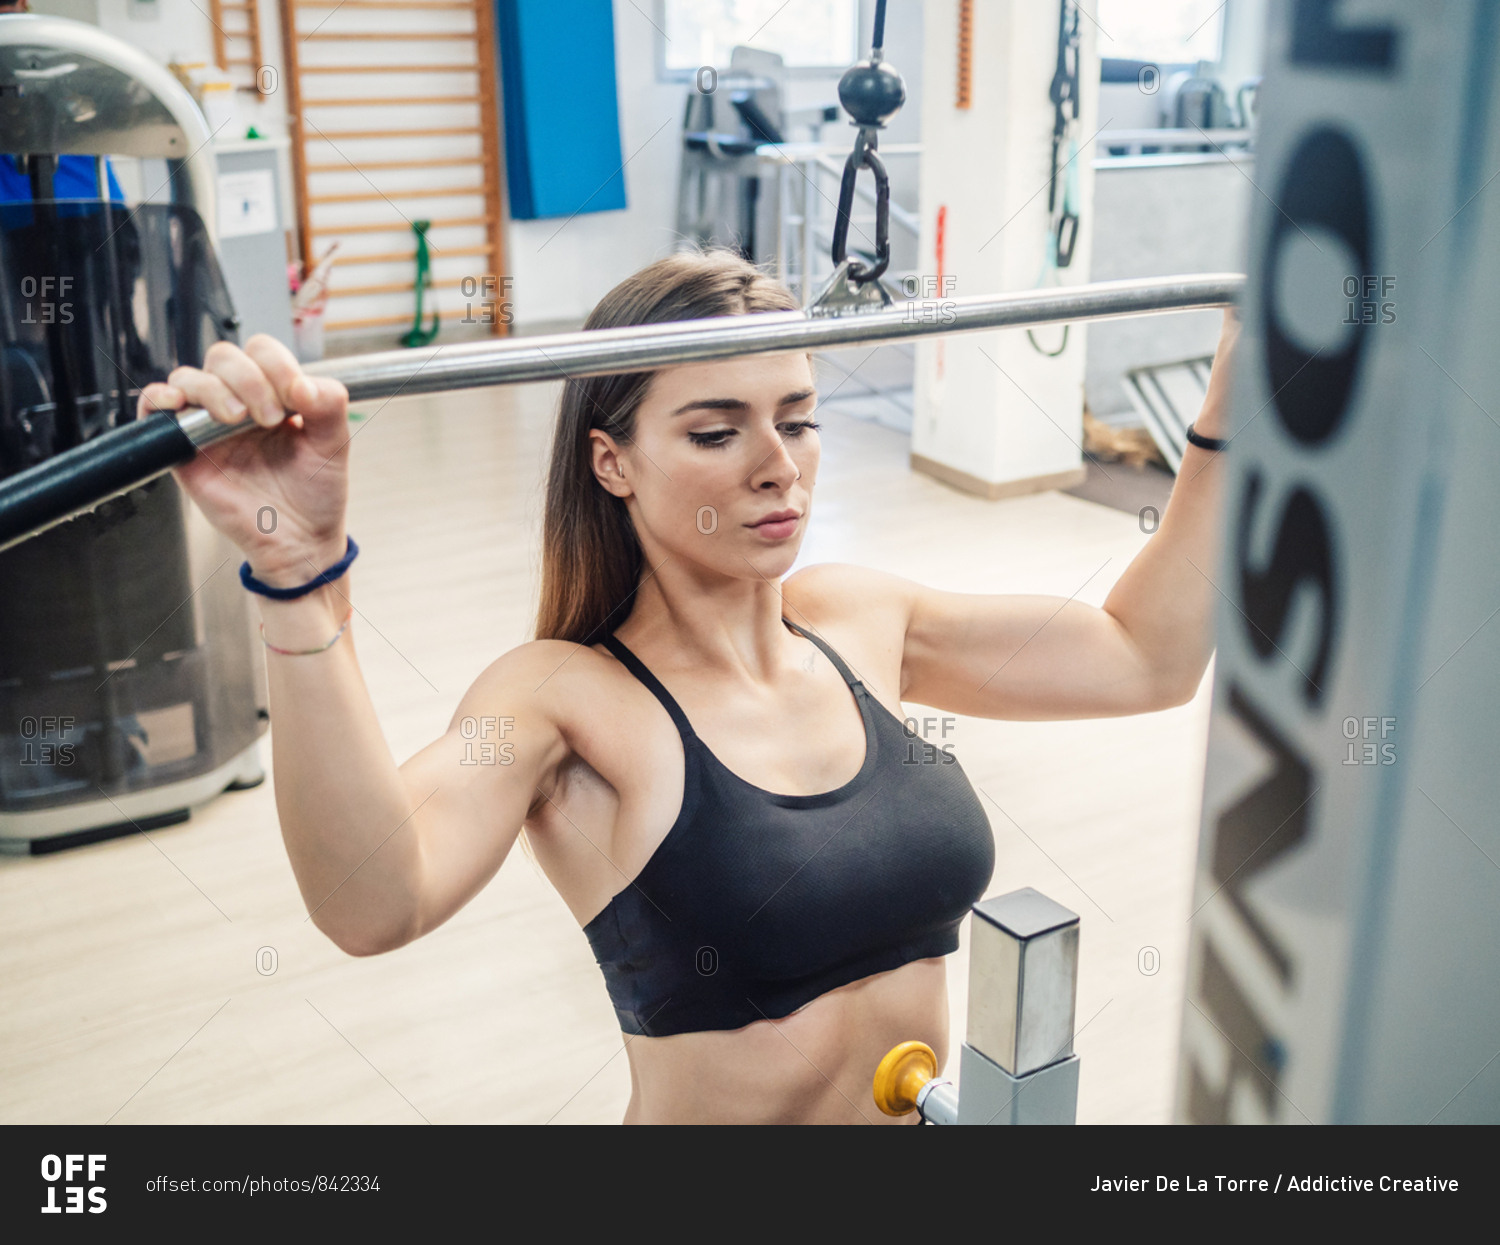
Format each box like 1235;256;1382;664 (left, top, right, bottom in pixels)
240;535;359;600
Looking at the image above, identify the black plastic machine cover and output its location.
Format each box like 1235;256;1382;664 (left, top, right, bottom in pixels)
0;198;264;829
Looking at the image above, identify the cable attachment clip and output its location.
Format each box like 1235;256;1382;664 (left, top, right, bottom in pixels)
823;33;905;306
829;125;893;288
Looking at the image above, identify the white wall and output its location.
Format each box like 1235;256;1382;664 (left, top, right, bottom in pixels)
502;1;686;328
93;0;215;64
1086;156;1252;417
27;0;99;23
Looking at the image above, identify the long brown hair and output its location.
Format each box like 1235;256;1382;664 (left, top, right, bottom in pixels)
534;247;803;645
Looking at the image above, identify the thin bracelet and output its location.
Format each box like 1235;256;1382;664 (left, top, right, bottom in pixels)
261;604;354;656
1184;421;1227;452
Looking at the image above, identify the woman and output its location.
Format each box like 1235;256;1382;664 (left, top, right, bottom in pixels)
147;248;1235;1124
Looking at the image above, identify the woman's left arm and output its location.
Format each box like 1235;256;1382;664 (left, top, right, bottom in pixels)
1093;307;1238;703
895;308;1240;721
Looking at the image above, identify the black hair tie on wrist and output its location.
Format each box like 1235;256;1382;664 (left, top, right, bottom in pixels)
241;535;360;600
1184;422;1227;452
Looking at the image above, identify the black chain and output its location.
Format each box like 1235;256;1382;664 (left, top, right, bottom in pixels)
830;128;891;284
1029;0;1082;355
1047;0;1082;268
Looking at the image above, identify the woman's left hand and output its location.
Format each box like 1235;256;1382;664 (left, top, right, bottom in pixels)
1197;306;1241;438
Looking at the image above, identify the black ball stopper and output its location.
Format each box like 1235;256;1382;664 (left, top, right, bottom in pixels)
838;58;906;129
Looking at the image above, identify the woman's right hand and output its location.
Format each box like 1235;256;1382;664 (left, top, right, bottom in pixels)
140;333;353;586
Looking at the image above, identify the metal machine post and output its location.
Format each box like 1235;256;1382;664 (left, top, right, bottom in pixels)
873;887;1081;1124
957;888;1080;1124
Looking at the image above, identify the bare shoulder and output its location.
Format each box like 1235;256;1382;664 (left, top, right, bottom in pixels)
783;562;918;633
448;636;672;807
784;563;918;709
450;637;624;735
459;637;602;689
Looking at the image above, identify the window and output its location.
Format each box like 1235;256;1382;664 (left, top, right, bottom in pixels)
1096;0;1226;65
657;0;859;75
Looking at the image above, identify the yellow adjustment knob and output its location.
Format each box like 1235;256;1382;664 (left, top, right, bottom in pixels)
872;1040;938;1116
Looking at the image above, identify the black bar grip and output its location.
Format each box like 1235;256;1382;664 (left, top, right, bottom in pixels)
0;410;198;554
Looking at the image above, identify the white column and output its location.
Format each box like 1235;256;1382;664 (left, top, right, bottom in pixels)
910;0;1100;498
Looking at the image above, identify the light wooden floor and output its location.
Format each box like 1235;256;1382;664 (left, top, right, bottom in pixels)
0;362;1212;1125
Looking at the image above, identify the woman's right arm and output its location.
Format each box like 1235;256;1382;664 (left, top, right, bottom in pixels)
151;336;568;955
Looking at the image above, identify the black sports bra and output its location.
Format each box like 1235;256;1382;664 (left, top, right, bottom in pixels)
582;618;995;1037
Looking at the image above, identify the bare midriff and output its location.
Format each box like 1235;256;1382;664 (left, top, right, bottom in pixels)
619;957;948;1125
